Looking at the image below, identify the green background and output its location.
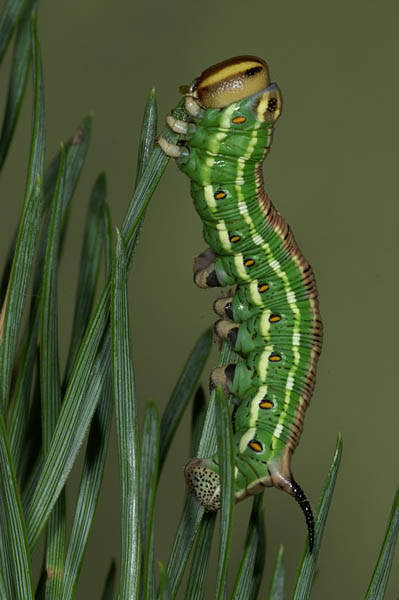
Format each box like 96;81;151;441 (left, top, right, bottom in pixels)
1;0;398;597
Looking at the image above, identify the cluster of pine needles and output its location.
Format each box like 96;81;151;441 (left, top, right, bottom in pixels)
0;1;398;598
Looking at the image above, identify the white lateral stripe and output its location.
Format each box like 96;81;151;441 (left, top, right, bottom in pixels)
250;281;263;305
258;349;271;382
234;254;250;280
259;310;271;337
249;385;268;427
239;427;256;454
217;220;231;251
204;184;216;209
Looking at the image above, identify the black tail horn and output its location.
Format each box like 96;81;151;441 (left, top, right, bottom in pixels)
292;479;314;553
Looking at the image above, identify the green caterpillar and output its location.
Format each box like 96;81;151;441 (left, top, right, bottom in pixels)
158;55;322;551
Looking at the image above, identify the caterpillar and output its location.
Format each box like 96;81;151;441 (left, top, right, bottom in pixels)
158;55;322;552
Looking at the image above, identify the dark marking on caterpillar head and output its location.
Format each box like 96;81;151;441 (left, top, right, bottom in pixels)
253;83;282;124
245;66;263;77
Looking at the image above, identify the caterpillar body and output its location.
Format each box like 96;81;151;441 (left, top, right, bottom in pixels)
158;55;322;551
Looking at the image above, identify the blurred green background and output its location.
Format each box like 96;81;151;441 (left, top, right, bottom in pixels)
1;0;399;597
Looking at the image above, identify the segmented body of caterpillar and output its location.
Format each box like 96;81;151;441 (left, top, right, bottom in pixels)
158;56;322;552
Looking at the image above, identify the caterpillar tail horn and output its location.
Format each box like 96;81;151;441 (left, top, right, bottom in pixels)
291;479;315;553
270;463;314;553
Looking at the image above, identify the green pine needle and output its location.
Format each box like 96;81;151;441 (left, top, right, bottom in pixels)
61;377;113;600
8;115;91;480
364;487;399;599
0;0;36;169
184;513;216;600
140;401;160;600
0;19;45;417
215;386;235;600
159;562;172;600
232;494;265;600
63;172;106;383
267;546;284;600
0;0;29;64
112;230;142;599
40;144;66;600
101;561;116;600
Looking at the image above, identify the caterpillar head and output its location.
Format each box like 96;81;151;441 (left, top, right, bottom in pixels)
187;55;282;123
184;458;221;511
189;55;269;108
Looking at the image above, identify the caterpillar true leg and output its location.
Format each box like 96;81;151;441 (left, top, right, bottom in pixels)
158;55;322;554
185;96;202;117
166;115;188;134
156;136;181;158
